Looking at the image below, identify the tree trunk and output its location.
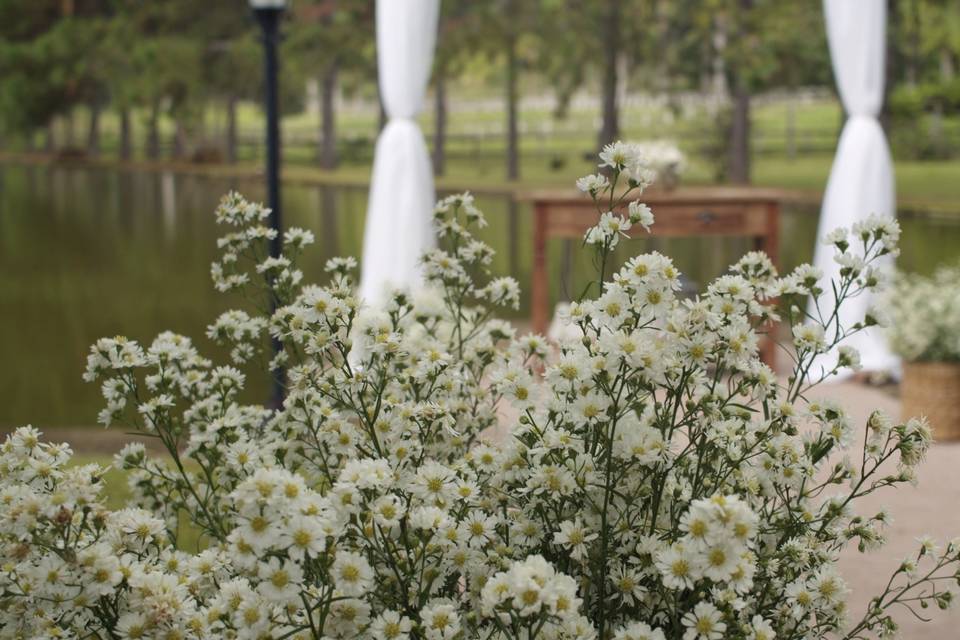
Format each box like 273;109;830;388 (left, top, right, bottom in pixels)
727;0;751;184
86;104;101;156
44;121;56;152
941;48;956;81
320;60;339;170
172;121;187;159
64;111;76;148
785;98;796;161
305;78;321;116
119;108;132;160
433;63;447;177
653;0;670;91
699;40;712;94
597;0;621;150
727;88;750;183
711;15;729;99
147;104;160;159
907;0;920;87
226;96;238;163
505;31;520;181
929;102;945;156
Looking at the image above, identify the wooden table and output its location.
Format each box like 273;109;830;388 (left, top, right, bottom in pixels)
516;186;783;365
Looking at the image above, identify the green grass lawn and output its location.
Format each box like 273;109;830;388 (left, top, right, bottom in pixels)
70;454;204;551
33;96;960;211
750;155;960;210
232;150;960;213
231;98;960;211
72;454;130;509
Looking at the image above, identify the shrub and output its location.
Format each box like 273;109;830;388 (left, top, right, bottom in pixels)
886;264;960;362
2;141;956;640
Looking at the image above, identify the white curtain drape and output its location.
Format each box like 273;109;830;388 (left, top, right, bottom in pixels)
810;0;897;376
359;0;440;306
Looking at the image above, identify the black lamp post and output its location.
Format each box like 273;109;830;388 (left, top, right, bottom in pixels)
250;0;287;406
250;0;286;262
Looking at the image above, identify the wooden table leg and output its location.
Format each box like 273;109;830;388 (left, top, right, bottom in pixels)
531;202;549;335
756;201;781;371
761;201;780;268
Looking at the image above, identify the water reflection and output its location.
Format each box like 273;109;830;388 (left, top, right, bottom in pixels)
320;185;339;258
1;163;958;427
161;172;177;238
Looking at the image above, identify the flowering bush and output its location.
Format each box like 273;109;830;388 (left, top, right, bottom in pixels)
885;264;960;362
3;141;959;640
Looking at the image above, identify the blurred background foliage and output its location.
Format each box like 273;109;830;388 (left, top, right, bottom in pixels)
0;0;956;184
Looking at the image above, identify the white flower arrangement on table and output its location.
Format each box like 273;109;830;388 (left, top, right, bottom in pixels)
885;264;960;363
2;140;957;640
600;139;687;189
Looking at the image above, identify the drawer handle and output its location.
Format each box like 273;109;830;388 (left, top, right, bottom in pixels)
697;210;717;224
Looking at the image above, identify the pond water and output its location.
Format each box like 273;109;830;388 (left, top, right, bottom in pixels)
2;164;958;427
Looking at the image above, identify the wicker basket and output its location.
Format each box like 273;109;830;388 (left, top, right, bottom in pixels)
901;362;960;442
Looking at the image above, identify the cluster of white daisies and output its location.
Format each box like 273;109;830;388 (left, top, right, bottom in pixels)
2;142;958;640
885;263;960;363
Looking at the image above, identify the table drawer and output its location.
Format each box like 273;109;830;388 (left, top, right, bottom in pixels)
544;203;770;237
